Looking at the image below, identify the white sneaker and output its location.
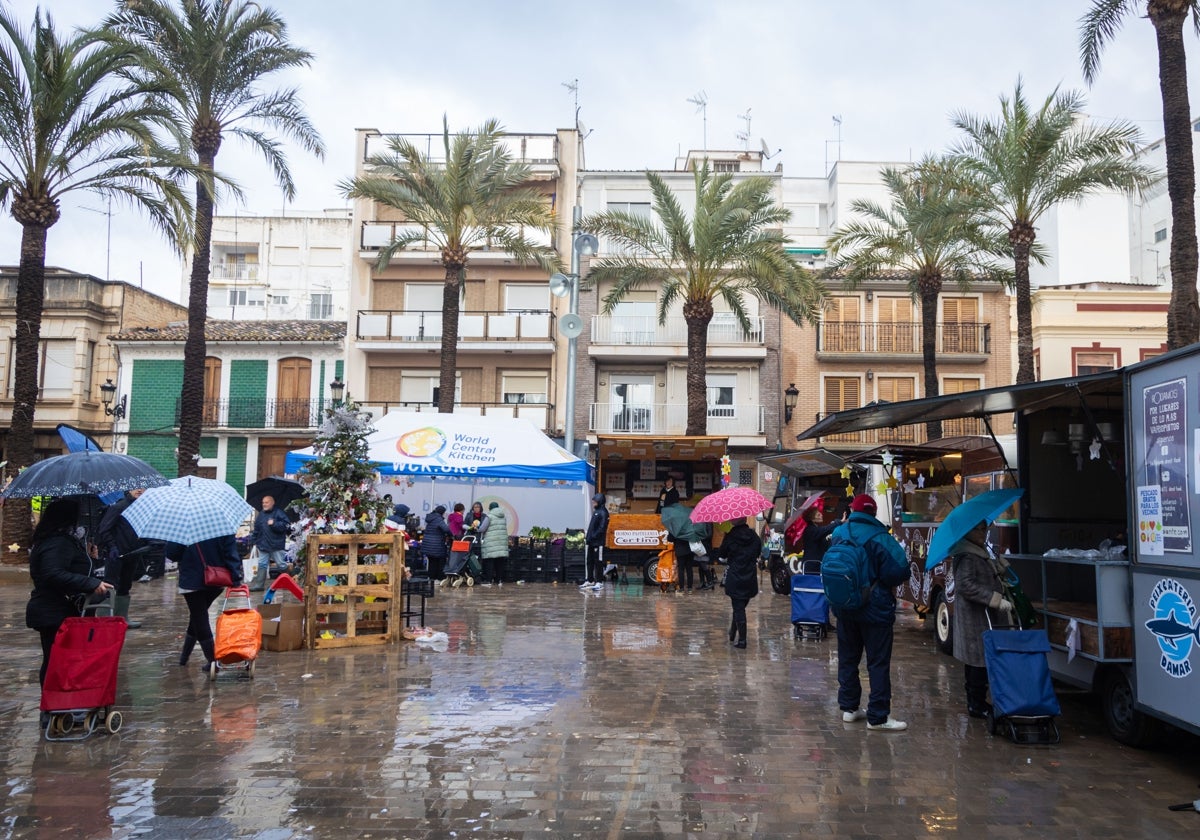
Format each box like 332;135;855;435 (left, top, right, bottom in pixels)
579;581;592;589
867;717;907;732
841;709;867;723
591;582;604;591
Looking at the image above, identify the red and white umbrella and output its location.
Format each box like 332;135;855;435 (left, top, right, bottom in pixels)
689;486;773;523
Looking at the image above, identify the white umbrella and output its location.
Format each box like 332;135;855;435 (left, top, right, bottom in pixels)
122;476;254;545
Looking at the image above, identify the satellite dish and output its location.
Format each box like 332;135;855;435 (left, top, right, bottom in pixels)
559;313;584;338
761;138;771;156
549;272;572;298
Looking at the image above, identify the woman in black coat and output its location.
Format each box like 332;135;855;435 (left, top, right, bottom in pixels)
166;535;243;670
26;498;113;686
717;518;761;649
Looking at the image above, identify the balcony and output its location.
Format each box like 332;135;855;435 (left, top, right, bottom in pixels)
357;401;553;430
359;221;553;258
589;314;766;361
363;132;559;174
356;309;555;352
179;397;325;429
211;263;259;283
810;413;984;447
816;321;991;359
589;403;765;437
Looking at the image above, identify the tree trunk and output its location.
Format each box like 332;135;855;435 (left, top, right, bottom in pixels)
683;300;713;436
918;272;943;441
1150;6;1200;348
1010;223;1037;384
437;263;464;413
177;151;216;477
1;222;51;559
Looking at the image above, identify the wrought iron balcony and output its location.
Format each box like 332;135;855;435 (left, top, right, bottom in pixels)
589;403;765;436
810;413;984;446
356;401;553;430
178;397;325;429
590;314;765;346
816;321;991;355
356;309;555;343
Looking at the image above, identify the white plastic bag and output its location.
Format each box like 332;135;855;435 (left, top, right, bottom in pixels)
688;540;707;557
243;546;259;581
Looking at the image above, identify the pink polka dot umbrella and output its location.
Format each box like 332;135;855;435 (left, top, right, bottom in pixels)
689;486;773;523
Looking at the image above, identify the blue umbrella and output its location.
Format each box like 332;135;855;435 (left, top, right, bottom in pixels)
1;450;167;499
122;476;254;546
925;487;1024;571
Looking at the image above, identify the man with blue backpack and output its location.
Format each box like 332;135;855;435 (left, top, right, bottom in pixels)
823;494;911;732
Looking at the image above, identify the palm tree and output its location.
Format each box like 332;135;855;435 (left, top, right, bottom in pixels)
108;0;324;476
0;7;191;555
1080;1;1200;349
826;157;1010;441
341;118;560;413
951;81;1155;383
580;162;824;436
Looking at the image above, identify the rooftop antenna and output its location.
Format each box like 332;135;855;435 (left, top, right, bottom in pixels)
687;90;708;156
736;108;752;150
563;78;581;130
824;114;843;176
81;195;113;282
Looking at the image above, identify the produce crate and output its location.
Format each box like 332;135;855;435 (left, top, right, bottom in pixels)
305;534;405;649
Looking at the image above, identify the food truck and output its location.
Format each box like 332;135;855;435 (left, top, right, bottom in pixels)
799;345;1200;745
595;435;727;583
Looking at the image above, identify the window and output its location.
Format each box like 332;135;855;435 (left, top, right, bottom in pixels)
876;376;914;404
712;160;738;172
824;376;861;415
822;297;861;352
400;373;460;405
1075;350;1118;376
942;297;980;352
1154;227;1168;243
504;284;548;312
706;373;736;418
602;202;652;256
83;342;95;398
405;283;443;310
270;294;289;305
228;288;265;307
7;339;75;398
941;377;983;435
877;297;915;352
501;373;548;404
610;292;657;343
309;293;332;319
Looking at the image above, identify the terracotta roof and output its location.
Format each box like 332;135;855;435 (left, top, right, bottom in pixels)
111;320;346;342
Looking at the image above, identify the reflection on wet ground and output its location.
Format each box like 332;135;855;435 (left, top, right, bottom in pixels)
1;572;1197;838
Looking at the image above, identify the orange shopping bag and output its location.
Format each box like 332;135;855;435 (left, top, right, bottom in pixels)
656;545;677;587
215;606;262;662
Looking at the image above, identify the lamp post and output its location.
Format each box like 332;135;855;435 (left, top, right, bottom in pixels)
783;383;799;424
329;377;345;407
550;206;598;457
99;378;127;420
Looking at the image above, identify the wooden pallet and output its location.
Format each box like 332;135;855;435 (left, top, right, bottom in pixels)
304;534;405;649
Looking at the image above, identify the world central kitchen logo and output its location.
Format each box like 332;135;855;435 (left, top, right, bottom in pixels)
1145;578;1199;679
393;427;499;473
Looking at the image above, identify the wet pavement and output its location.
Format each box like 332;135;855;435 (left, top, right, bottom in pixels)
1;569;1198;839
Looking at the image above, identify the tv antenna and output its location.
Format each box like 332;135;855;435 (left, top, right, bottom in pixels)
825;114;844;176
80;194;113;282
736;108;752;150
563;78;581;129
687;90;708;154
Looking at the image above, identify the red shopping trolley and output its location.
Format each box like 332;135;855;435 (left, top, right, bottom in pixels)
41;615;127;740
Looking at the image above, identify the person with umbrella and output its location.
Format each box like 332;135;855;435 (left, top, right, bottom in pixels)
167;535;245;670
715;515;760;648
249;495;292;592
660;502;711;592
95;488;151;629
26;498;114;687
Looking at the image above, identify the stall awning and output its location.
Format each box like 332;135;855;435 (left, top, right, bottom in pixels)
797;371;1125;440
595;435;728;462
760;436;999;479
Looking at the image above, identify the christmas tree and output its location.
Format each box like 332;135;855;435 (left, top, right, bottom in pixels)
291;398;393;565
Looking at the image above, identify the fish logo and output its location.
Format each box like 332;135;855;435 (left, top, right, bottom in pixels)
1145;578;1198;679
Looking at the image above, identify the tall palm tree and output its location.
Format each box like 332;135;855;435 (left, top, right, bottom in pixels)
342;118;560;413
1080;1;1200;349
951;81;1155;383
826;157;1010;441
0;7;191;555
580;162;824;436
108;0;324;476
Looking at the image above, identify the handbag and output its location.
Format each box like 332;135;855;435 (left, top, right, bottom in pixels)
199;543;234;589
688;540;708;558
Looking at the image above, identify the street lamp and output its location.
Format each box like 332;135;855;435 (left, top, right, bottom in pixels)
550;205;599;456
783;383;799;424
329;377;345;406
99;378;127;420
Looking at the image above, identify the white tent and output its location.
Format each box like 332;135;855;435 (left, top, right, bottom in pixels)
285;412;596;533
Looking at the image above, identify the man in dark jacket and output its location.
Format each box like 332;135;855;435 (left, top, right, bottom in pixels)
96;488;147;628
250;495;292;592
421;506;452;580
830;494;911;732
582;493;609;590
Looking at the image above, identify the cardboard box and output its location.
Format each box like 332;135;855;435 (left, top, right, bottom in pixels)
257;603;305;652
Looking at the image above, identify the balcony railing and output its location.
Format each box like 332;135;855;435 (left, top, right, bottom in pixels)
590;314;765;346
817;321;990;355
810;413;984;446
363;132;559;166
211;264;259;282
360;221;553;252
357;401;553;430
357;309;554;342
589;403;765;436
179;397;324;429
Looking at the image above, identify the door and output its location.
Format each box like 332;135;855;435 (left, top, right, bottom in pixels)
203;357;222;426
610;375;655;432
276;358;312;427
942;297;980;353
258;442;295;479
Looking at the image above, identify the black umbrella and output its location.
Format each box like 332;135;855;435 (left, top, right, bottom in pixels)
1;451;167;499
245;476;306;511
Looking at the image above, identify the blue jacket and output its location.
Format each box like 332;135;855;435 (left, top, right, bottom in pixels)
829;511;909;624
421;512;451;558
167;535;243;592
586;499;609;546
253;506;291;552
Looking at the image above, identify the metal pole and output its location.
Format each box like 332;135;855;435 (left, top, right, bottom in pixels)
564;206;581;456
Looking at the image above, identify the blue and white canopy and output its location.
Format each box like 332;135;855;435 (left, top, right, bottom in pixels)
285;412;595;484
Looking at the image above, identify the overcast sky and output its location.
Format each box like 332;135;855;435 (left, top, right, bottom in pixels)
2;0;1194;304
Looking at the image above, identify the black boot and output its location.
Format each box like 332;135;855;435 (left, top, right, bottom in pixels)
965;664;991;718
179;632;197;666
729;617;738;642
735;622;747;649
199;638;216;672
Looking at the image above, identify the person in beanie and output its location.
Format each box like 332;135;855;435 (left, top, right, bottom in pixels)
716;516;761;648
421;505;452;579
832;494;911;732
582;493;609;591
479;501;509;586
